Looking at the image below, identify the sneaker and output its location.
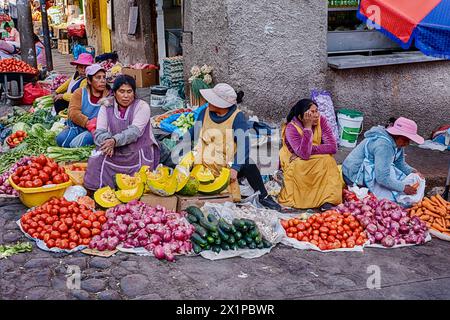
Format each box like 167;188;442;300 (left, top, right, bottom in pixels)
319;202;334;212
259;195;282;211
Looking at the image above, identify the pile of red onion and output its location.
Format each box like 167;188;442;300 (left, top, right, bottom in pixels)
0;156;32;196
89;200;195;262
335;197;428;247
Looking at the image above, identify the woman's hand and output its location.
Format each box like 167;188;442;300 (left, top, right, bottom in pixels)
230;168;238;182
302;111;314;129
53;93;64;101
100;138;115;157
404;185;417;195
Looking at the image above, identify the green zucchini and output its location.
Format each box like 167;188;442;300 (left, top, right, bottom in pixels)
192;223;208;238
207;214;218;224
191;233;207;246
186;206;204;221
206;236;215;244
214;238;221;245
218;219;233;233
192;243;202;254
237;239;247;248
227;235;236;245
234;231;243;240
221;243;230;251
212;245;221;253
262;239;272;248
256;242;264;249
217;228;230;241
248;242;257;249
187;214;198;224
199;218;218;232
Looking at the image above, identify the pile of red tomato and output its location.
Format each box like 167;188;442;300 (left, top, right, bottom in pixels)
281;210;368;251
0;58;38;74
10;155;70;188
20;197;106;250
6;130;27;148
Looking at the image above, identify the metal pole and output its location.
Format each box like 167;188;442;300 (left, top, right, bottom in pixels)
39;0;53;71
17;0;37;68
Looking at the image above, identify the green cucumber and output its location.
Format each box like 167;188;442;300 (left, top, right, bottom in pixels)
187;214;198;224
237;239;247;248
206;236;215;244
248;242;257;249
221;243;230;251
241;218;256;229
192;243;202;254
232;218;246;230
214;238;221;245
210;231;220;239
234;231;243;240
249;229;260;239
218;219;233;233
207;214;218;224
186;206;205;221
262;239;272;248
230;243;238;250
245;235;254;245
191;233;207;246
254;235;262;244
256;242;264;249
204;244;211;250
212;245;221;253
199;218;218;232
192;223;208;238
217;228;230;242
227;235;236;245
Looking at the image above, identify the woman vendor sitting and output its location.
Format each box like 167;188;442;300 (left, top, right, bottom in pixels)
83;75;160;190
184;83;281;211
56;64;111;148
278;99;342;211
342;117;424;202
53;53;94;113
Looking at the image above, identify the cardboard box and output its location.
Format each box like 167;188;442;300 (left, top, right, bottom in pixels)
121;67;157;88
140;193;178;211
176;193;233;212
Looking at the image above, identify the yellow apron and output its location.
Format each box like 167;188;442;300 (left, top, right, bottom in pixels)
194;108;240;176
278;121;342;209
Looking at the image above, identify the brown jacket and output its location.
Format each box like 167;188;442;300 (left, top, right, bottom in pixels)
68;87;111;128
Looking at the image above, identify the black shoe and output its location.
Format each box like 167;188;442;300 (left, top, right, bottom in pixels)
259;195;282;211
319;202;334;212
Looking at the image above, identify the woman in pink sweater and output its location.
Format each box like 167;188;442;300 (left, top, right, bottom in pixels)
278;99;343;210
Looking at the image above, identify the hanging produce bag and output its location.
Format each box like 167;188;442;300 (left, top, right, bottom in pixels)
22;83;50;105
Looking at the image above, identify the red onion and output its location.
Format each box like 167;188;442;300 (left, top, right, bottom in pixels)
366;224;377;234
381;235;395;247
374;232;384;241
154;245;165;259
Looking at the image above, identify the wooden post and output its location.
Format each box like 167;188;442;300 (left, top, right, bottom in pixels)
39;0;53;71
17;0;37;68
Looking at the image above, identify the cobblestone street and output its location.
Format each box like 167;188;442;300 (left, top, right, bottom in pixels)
2;198;450;300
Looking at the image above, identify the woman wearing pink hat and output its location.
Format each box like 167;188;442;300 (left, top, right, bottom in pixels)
342;117;425;202
53;53;94;113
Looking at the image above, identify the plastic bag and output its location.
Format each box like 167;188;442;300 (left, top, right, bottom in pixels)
162;88;184;111
160;104;207;135
396;173;426;207
348;185;369;200
63;186;87;202
22;83;50;105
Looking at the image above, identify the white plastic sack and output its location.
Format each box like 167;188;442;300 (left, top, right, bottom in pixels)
63;186;87;202
348;185;369;201
365;233;432;249
429;229;450;242
396;173;426;207
239;179;255;197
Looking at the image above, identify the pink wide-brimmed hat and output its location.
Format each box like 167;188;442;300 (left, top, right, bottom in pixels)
70;53;94;66
386;117;424;145
200;83;237;109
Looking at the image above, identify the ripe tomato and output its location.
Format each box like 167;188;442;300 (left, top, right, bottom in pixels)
88;214;97;222
70;233;79;243
38;172;50;182
58;223;68;233
43;233;50;242
69;242;78;250
32;179;43;188
81;220;92;228
46;239;55;248
64;217;73;226
37;155;47;166
92;221;101;229
43;166;52;175
50;230;61;239
75;216;84;223
61;233;69;239
98;216;107;224
55;239;62;248
81;212;89;220
91;228;101;236
24;181;33;188
74;223;82;231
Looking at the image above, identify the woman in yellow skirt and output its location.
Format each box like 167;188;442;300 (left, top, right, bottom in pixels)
279;99;342;210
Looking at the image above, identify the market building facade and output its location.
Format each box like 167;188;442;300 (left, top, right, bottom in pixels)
182;0;450;136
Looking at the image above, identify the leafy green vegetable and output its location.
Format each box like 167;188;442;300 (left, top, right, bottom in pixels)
46;146;94;162
11;122;30;133
0;242;33;259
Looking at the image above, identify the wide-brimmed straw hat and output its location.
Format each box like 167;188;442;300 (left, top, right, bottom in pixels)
386;117;424;144
200;83;237;109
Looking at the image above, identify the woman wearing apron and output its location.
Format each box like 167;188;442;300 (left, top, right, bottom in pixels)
53;53;94;113
83;75;160;190
278;99;343;211
56;64;111;148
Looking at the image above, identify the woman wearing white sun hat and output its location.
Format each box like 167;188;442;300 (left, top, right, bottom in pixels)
183;83;281;211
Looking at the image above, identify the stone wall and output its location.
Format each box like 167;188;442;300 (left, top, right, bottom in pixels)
183;0;450;135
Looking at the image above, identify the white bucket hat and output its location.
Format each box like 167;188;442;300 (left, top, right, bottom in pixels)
200;83;237;108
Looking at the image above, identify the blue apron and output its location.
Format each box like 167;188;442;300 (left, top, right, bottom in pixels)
354;135;406;201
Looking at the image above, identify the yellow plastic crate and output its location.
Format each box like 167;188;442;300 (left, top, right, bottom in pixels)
8;177;72;208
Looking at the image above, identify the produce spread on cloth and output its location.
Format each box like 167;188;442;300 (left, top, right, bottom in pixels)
0;59;448;264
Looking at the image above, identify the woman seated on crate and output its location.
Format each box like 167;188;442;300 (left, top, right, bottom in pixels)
56;64;111;148
83;75;160;190
183;83;281;211
53;53;93;113
278;99;342;211
342;117;425;202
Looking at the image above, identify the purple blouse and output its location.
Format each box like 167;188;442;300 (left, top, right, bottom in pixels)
284;116;337;160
